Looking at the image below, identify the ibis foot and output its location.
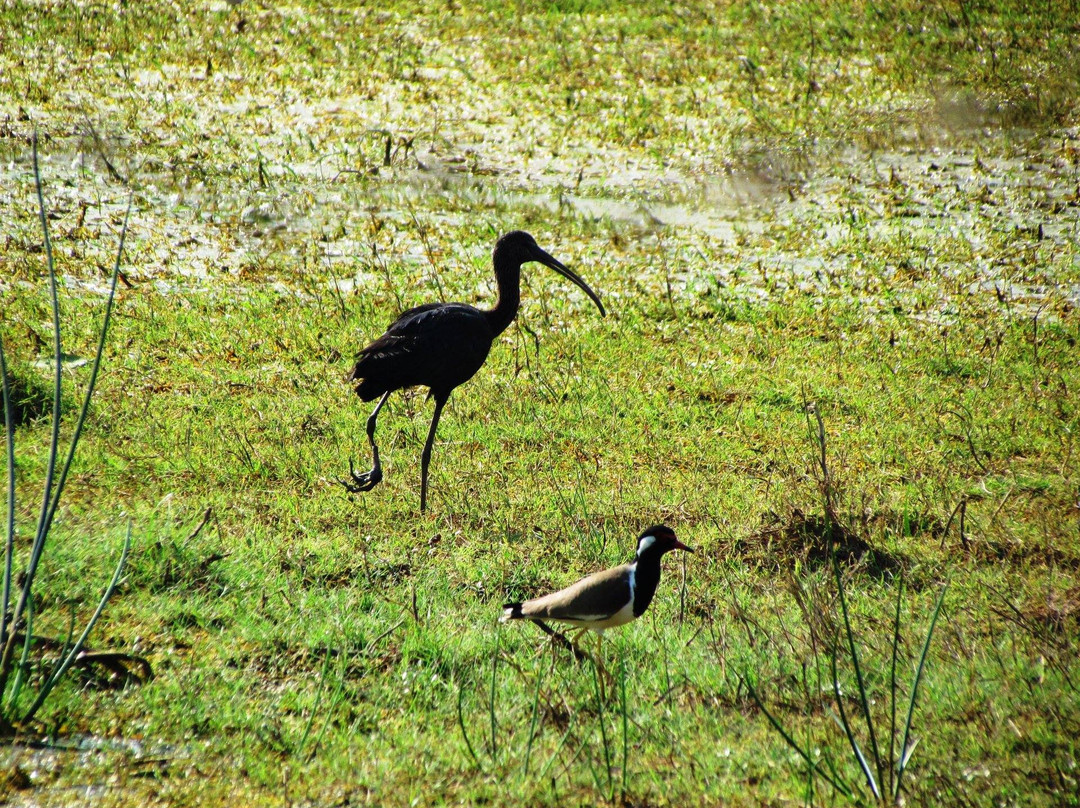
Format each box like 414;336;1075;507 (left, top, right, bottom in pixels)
339;459;383;493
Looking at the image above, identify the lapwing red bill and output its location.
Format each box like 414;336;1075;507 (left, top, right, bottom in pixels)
500;525;692;633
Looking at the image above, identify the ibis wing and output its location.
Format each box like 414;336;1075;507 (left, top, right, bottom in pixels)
351;304;494;397
518;565;632;622
384;302;446;332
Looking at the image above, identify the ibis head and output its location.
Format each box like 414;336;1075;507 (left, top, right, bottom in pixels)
493;230;606;318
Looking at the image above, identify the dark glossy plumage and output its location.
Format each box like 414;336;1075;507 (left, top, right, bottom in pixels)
340;231;606;511
351;303;495;402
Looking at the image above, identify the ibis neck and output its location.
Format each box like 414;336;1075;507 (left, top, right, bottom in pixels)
484;268;521;336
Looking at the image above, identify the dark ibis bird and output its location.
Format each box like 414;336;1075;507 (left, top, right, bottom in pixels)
500;525;692;635
340;230;606;511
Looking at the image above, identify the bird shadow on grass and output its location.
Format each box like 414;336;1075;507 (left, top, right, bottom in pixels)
0;366;55;428
736;398;905;581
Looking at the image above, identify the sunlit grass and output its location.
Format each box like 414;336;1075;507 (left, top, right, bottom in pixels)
1;0;1078;805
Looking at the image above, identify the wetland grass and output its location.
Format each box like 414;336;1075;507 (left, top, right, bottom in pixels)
0;139;144;736
0;0;1077;804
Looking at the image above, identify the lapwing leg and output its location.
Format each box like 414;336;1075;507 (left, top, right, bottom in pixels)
569;628;602;669
419;395;447;513
594;632;607;701
340;391;391;493
529;620;590;664
568;627;589;651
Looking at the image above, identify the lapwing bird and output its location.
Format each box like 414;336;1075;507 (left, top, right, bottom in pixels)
500;525;692;642
339;231;605;512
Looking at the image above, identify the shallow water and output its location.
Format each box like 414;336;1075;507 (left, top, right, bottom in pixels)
4;113;1078;323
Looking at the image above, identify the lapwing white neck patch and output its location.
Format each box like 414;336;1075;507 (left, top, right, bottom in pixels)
637;533;657;556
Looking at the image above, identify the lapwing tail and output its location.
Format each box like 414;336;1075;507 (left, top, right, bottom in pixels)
500;603;524;623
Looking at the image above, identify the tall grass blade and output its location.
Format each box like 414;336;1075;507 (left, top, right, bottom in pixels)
489;628;500;765
888;571;905;798
832;554;884;794
829;652;880;799
31;131;63;558
456;683;481;768
894;582;947;798
745;677;855;799
0;134;63;699
900;736;920;770
41;604;79;701
591;654;613;796
297;647;334;759
819;742;847;799
34;197;129;569
7;595;34;715
0;137;134;728
619;653;629;798
1;141;129;680
307;653;349;763
584;737;607;793
23;523;132;721
536;723;575;783
0;343;15;665
521;653;548;777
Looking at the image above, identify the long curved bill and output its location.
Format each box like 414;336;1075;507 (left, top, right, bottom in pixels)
535;249;607;317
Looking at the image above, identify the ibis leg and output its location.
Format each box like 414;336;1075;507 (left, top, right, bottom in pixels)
340;391;391;493
419;395;447;512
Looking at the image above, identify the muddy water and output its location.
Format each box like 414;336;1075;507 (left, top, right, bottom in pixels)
3;118;1078;321
0;734;179;804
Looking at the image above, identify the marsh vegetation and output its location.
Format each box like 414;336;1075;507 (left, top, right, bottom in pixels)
1;0;1078;804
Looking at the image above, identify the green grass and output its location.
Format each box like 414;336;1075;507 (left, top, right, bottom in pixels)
1;0;1079;804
